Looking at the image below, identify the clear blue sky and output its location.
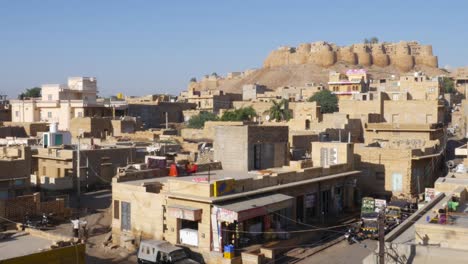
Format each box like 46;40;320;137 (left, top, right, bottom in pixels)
1;0;466;98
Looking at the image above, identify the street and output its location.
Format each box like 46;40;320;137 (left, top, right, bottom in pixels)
293;239;377;264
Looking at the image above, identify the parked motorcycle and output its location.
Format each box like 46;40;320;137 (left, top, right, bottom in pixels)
344;228;361;245
23;213;54;230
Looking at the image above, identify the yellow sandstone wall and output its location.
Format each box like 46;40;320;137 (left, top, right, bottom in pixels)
263;41;438;71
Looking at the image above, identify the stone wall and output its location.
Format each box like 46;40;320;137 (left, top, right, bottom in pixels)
264;41;438;71
112;182;165;247
0;192;70;222
2;122;48;136
128;102;196;129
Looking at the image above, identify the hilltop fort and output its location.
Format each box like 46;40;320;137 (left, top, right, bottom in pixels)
263;41;438;71
186;40;445;94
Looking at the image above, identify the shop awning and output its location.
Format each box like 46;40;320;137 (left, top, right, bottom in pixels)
167;205;202;221
214;193;293;223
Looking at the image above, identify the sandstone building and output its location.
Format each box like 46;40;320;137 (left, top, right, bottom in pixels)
10;77;111;131
111;134;360;263
328;69;369;100
31;145;140;192
0;146;31;199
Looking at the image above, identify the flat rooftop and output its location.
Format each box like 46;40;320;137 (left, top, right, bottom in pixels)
120;168;291;186
391;194;468;244
0;231;54;260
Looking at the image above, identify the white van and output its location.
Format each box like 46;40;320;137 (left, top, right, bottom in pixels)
137;240;200;264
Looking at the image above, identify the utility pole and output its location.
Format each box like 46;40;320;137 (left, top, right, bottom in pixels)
76;135;81;208
378;209;385;264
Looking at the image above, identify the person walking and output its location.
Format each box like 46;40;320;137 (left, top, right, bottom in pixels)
71;217;80;238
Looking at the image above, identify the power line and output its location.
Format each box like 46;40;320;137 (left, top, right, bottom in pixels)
219;222;355;234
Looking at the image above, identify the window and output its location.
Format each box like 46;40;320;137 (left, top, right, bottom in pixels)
47;112;52;118
121;201;131;230
42;166;46;175
114;200;120;219
15;111;19;117
77;112;83;117
48;94;52;100
14;179;25;186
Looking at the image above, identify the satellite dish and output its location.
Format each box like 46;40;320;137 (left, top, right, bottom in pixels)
265;115;270;121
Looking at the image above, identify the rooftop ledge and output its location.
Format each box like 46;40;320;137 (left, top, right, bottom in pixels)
166;170;360;203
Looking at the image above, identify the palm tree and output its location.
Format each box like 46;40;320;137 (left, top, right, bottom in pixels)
267;99;291;122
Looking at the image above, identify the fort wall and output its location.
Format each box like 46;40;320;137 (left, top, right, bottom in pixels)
264;41;438;71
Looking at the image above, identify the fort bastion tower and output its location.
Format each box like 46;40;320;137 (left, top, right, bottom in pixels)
263;41;438;71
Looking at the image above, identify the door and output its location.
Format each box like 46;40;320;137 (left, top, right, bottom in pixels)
321;190;331;215
392;173;403;192
296;195;304;222
55;134;63;145
121;202;131;231
253;144;262;170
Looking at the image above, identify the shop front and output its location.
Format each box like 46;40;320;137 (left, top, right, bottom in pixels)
167;205;202;247
211;193;294;252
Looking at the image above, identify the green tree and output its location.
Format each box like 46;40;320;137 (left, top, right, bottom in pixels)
364;37;379;44
267;99;291;122
221;107;257;121
308;90;338;113
18;87;41;99
441;77;455;93
189;77;197;83
187;111;219;129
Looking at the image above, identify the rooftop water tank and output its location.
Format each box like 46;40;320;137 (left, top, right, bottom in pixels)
49;122;58;133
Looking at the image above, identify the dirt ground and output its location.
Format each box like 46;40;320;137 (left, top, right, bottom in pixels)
48;208;137;263
47;189;138;263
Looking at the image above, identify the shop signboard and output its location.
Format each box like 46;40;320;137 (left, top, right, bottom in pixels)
213;178;235;197
425;188;440;202
217;206;267;223
211;212;221;252
192;177;208;183
217;208;238;223
374;199;386;212
167;206;201;221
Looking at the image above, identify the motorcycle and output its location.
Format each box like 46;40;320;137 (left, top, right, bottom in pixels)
344;228;361;244
23;213;53;230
